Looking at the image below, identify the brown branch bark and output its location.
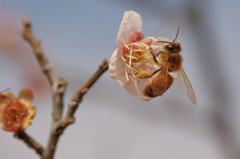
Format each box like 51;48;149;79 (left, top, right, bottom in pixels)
21;16;108;159
22;16;57;85
22;17;67;120
43;78;67;159
42;59;109;159
21;16;67;159
14;131;44;156
63;59;108;125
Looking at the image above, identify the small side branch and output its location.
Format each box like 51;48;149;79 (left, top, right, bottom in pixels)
64;59;109;122
42;59;109;159
22;16;57;85
14;131;44;157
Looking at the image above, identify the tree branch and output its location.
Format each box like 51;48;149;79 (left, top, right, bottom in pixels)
22;16;67;122
21;16;68;159
64;59;109;122
22;16;57;85
14;131;44;157
21;16;108;159
42;59;109;159
52;78;68;122
43;78;67;159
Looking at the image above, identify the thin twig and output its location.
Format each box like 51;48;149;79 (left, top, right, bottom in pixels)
22;17;67;120
21;16;68;159
64;59;109;122
42;59;109;159
14;131;44;156
22;16;57;85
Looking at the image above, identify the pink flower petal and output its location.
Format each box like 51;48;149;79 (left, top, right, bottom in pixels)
127;30;143;43
117;11;142;46
123;79;152;101
109;49;128;86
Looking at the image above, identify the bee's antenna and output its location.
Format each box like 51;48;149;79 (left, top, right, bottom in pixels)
157;41;169;43
172;27;180;42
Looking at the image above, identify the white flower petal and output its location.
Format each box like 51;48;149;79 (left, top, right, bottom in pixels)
117;11;142;45
123;79;152;101
109;49;128;86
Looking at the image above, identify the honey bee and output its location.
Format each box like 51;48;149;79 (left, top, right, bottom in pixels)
143;28;197;105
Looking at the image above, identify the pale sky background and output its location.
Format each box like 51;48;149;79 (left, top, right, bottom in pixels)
0;0;240;159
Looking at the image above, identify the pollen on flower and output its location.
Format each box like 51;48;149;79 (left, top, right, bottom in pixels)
119;41;156;85
135;70;150;79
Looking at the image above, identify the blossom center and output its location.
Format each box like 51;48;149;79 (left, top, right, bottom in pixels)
2;101;28;131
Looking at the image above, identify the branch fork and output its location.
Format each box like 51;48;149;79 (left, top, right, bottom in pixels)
15;16;109;159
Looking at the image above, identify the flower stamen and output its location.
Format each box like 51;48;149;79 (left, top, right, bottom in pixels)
130;72;142;98
125;67;130;82
121;56;127;62
129;45;133;69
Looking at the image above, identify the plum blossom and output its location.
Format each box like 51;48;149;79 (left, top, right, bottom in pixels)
0;88;36;132
109;11;164;100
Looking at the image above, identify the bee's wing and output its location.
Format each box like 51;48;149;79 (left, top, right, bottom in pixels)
177;68;197;105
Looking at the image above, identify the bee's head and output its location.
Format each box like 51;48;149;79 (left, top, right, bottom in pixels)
158;27;181;53
163;42;181;52
165;43;175;51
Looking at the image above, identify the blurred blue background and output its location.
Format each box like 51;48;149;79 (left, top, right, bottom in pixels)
0;0;240;159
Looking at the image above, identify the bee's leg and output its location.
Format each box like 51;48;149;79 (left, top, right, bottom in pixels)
148;68;162;78
148;46;159;64
155;51;165;57
135;68;161;79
